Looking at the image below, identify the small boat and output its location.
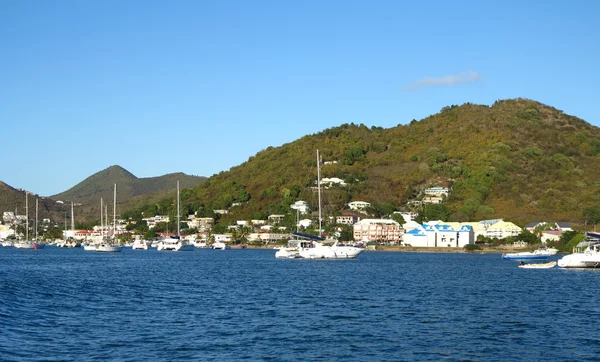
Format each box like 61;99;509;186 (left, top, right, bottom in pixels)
518;261;557;269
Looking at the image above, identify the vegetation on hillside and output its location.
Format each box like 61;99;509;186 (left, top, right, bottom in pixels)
120;98;600;233
5;98;600;236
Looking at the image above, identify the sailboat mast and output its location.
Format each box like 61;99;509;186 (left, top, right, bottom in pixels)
35;199;38;241
317;149;322;235
113;184;117;240
177;181;180;237
71;202;75;231
25;191;29;241
100;198;103;238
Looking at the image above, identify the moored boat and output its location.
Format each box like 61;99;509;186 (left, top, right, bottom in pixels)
502;246;558;261
558;234;600;268
156;181;194;252
518;261;557;269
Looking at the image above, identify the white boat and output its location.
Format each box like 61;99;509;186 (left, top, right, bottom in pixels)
14;241;35;249
82;243;98;251
275;150;363;260
518;261;557;269
95;184;122;253
1;240;14;247
14;191;35;249
211;241;230;250
502;246;558;261
132;238;152;250
558;234;600;268
157;181;194;252
96;242;122;252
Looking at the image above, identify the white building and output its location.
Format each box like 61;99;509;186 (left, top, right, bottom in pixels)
291;200;309;214
424;187;450;196
298;219;312;228
247;232;290;244
319;177;347;188
402;223;474;248
142;215;170;229
348;201;371;211
268;214;285;223
336;214;360;225
212;234;232;243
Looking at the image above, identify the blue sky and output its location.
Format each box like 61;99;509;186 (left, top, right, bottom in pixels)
1;0;599;196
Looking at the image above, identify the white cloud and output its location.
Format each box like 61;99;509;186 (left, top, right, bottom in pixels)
403;71;482;91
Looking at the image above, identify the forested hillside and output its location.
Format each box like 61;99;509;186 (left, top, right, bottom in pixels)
125;98;600;230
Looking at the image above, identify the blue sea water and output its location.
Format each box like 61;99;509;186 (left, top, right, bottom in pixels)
1;247;599;361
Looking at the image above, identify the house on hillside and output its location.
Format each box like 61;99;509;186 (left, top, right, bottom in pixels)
541;230;563;244
319;177;347;188
424;187;450;197
556;222;572;231
268;214;285;224
422;196;443;204
348;201;371;211
336;214;360;225
290;200;309;214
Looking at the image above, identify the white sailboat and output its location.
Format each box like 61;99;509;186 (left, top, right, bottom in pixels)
157;181;194;252
96;184;122;252
14;191;35;249
276;150;363;259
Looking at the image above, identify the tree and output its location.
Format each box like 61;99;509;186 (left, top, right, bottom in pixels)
517;229;539;245
144;229;157;239
391;213;407;224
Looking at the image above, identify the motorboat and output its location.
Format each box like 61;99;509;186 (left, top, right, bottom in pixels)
518;261;557;269
502;246;558;261
558;236;600;268
1;240;14;247
212;241;230;250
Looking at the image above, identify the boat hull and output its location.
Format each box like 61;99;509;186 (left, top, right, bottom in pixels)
96;244;122;252
502;253;549;261
558;254;600;268
519;261;556;269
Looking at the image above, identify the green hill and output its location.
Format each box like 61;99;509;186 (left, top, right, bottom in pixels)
125;98;600;230
0;166;206;225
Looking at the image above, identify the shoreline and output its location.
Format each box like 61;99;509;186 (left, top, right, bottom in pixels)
244;244;531;254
